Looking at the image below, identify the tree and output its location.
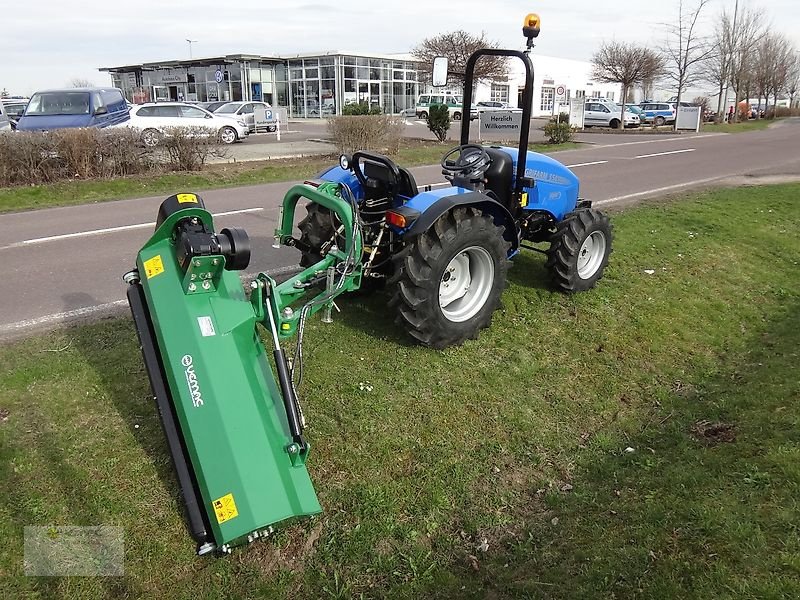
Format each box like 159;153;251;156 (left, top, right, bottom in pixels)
788;54;800;108
412;30;508;87
662;0;714;129
70;78;94;88
591;42;665;128
725;3;765;122
427;104;450;142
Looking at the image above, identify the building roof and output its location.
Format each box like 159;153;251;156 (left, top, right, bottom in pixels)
100;51;418;73
100;54;284;73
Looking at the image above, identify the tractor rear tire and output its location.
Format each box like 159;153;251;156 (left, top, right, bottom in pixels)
546;208;612;293
389;207;510;349
297;203;384;293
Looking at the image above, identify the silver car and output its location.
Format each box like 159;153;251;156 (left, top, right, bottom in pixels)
214;101;277;133
584;100;640;129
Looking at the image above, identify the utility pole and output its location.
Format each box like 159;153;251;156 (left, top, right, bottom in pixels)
186;39;198;60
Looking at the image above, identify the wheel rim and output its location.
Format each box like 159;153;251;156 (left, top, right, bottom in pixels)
220;127;236;144
577;231;607;279
438;246;495;322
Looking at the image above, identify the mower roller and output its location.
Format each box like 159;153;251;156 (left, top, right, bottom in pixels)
125;12;613;555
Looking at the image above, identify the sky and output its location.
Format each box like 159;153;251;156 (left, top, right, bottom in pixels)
3;0;799;96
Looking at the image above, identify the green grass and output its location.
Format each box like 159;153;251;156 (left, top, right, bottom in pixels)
0;141;580;214
1;184;799;599
702;119;775;133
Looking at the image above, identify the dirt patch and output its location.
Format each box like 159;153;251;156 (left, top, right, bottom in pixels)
0;408;8;423
243;519;325;576
691;420;736;445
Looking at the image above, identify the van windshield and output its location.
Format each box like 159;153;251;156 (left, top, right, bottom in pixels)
26;92;91;116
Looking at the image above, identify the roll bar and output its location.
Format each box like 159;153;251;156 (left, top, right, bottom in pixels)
459;49;536;202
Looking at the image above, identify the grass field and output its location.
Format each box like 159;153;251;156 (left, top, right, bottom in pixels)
0;140;580;214
1;184;798;599
701;119;775;133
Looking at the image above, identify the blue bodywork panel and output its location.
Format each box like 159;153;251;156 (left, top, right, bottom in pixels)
494;146;580;220
403;185;476;212
317;146;580;239
317;165;363;198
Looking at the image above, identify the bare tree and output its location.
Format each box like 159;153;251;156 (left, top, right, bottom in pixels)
788;54;800;108
70;78;94;88
703;8;735;120
768;36;797;116
412;30;508;87
662;0;714;129
726;3;766;122
591;41;665;128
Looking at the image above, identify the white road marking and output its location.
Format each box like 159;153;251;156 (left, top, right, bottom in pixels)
590;132;725;148
0;300;128;334
634;148;695;159
565;160;608;168
11;208;264;248
594;176;724;206
0;264;301;336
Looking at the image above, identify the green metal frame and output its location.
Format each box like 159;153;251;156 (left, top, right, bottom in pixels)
250;182;363;338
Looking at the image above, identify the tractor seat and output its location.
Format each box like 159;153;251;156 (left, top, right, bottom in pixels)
483;147;515;212
362;158;418;199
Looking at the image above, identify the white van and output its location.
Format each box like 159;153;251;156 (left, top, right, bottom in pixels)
415;93;464;121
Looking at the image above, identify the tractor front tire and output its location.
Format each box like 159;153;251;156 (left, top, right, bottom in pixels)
546;209;612;292
390;207;510;349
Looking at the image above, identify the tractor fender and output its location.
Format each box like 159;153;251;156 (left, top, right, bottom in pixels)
403;190;519;256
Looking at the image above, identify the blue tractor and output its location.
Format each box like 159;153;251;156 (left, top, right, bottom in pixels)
293;14;612;348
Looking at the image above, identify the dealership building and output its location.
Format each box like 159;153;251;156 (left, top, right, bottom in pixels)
100;51;620;118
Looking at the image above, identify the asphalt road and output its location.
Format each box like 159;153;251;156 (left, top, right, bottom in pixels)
2;120;799;340
247;116;553;145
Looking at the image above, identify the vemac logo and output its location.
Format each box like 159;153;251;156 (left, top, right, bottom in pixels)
181;355;204;408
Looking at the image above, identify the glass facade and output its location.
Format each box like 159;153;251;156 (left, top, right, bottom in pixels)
105;53;420;117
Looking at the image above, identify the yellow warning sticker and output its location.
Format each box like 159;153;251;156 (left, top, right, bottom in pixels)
212;493;239;524
143;255;165;279
177;193;198;204
520;192;529;208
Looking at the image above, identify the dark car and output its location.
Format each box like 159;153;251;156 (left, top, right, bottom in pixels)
200;101;229;113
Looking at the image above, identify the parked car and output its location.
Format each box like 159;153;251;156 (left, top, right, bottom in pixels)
584;100;640;128
214;101;277;132
3;101;28;128
0;103;10;132
469;101;522;120
16;88;130;131
200;101;230;113
123;102;249;146
622;103;644;117
638;102;676;126
415;93;464;121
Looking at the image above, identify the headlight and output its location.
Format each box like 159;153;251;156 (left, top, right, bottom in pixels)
339;154;351;170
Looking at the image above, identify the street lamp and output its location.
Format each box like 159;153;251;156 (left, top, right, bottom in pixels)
186;39;198;60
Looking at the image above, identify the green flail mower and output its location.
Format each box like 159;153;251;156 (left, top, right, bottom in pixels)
125;184;362;555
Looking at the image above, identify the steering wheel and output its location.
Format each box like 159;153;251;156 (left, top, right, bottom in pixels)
441;144;492;177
